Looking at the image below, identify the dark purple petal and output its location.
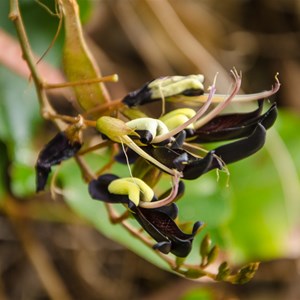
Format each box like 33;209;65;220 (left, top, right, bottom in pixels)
147;122;268;178
142;146;215;179
192;103;276;142
170;131;187;149
182;88;204;96
142;147;189;172
259;103;277;130
35;166;51;193
129;129;170;146
153;203;179;220
153;241;172;254
114;147;140;164
122;81;152;107
36;132;82;192
198;102;263;132
207;123;266;171
182;151;215;180
131;130;153;144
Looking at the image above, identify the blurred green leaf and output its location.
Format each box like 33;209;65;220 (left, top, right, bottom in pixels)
180;288;214;300
0;141;9;201
226;149;289;261
77;0;93;23
10;161;36;197
0;67;41;198
0;67;41;160
224;110;300;262
275;110;300;174
178;172;232;228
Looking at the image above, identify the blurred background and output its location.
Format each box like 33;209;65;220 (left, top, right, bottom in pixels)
0;0;300;299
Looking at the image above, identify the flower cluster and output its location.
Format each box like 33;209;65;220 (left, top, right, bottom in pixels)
36;71;279;259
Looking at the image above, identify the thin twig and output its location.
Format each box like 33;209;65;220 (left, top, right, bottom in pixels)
82;98;124;117
75;156;96;182
43;74;119;89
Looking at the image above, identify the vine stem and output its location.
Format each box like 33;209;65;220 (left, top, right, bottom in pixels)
9;0;65;130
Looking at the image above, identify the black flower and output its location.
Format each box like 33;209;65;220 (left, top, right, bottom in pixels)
36;72;280;261
88;173;200;257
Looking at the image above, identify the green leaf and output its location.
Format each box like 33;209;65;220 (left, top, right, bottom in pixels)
10;161;36;198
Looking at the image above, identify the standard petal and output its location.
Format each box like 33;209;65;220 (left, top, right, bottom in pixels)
192;103;276;142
